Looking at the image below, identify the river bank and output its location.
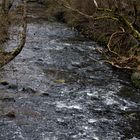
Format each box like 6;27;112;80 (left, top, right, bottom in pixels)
43;0;140;88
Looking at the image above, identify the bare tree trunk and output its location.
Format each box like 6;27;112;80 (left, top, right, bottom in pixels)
0;0;27;67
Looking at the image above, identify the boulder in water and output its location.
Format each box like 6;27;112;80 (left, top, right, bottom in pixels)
131;71;140;88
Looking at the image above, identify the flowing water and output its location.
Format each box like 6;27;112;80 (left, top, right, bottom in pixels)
0;10;140;140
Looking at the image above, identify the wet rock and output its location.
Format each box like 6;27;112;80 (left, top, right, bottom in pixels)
37;58;43;62
57;120;68;126
40;92;50;96
22;87;36;93
0;96;15;102
88;119;97;124
0;92;16;102
0;80;9;86
67;64;76;70
90;96;100;101
71;62;82;68
86;66;94;72
4;111;16;118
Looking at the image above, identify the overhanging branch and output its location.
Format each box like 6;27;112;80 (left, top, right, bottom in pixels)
57;0;140;43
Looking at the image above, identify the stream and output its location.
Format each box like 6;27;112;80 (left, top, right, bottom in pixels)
0;8;140;140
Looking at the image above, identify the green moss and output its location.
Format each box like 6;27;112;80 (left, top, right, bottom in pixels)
131;71;140;88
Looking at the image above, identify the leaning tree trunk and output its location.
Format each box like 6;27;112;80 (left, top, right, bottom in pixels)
0;0;27;67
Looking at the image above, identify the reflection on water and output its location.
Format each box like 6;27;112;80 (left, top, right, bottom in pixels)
0;21;139;140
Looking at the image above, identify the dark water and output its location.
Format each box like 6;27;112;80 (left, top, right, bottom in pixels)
0;21;140;140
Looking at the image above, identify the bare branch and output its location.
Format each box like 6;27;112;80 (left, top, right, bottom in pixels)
92;0;98;8
94;16;118;21
58;0;140;43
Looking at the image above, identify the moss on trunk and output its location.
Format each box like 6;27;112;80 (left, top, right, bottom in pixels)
0;14;9;42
